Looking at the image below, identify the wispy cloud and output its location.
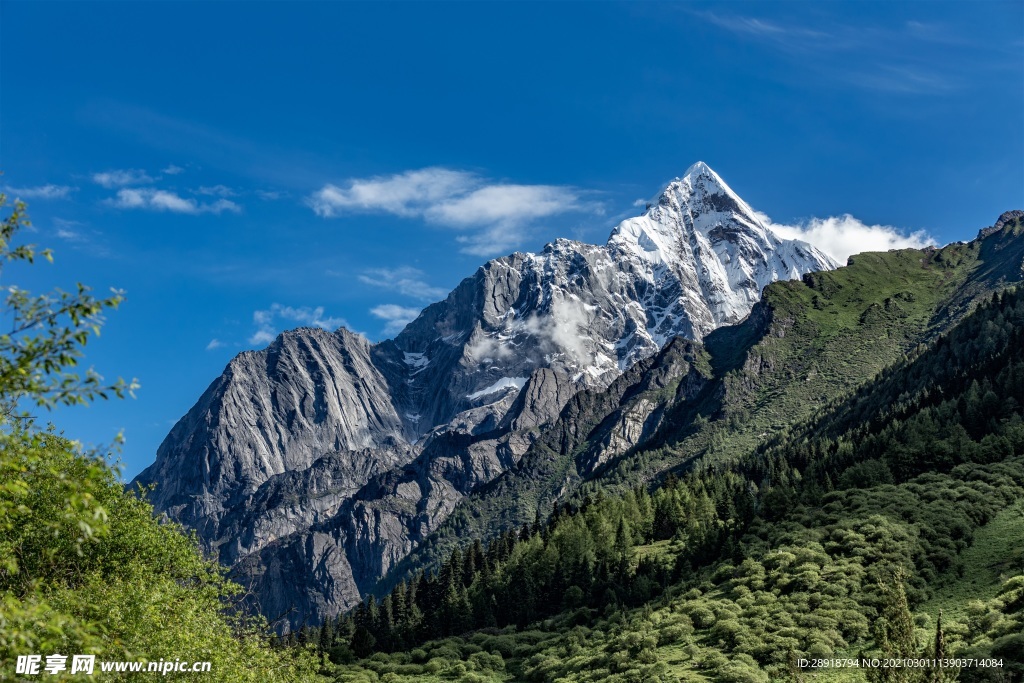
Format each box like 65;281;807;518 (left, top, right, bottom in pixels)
2;184;76;200
205;338;225;351
106;188;241;215
426;183;588;227
370;304;422;336
903;20;972;47
162;164;185;175
50;219;111;257
756;212;934;263
698;12;831;44
196;184;236;197
846;65;959;95
248;303;347;345
455;225;528;257
309;168;472;218
356;266;448;301
56;228;84;241
249;329;276;346
256;189;286;201
53;218;86;241
693;11;976;96
92;169;156;188
307;167;598;256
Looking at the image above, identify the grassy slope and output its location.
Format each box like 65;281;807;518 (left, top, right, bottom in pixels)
923;501;1024;625
610;228;1024;485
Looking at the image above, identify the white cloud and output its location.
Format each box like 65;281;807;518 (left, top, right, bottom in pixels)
370;304;422;336
308;168;474;218
545;299;595;366
256;189;285;201
846;66;958;95
196;184;236;197
467;297;597;366
274;305;347;329
249;329;276;345
50;219;111;256
698;12;829;42
456;224;530;257
756;211;934;263
307;167;597;256
424;184;586;226
106;188;241;215
162;164;185;175
464;334;514;362
356;267;447;301
92;169;155;188
517;297;596;366
56;228;84;241
248;303;347;346
205;338;224;351
694;11;967;95
3;184;75;200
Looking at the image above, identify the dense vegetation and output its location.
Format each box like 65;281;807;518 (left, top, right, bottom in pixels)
312;241;1024;681
0;196;322;682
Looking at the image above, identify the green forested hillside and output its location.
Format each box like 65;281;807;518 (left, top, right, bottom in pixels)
315;226;1024;682
397;220;1024;590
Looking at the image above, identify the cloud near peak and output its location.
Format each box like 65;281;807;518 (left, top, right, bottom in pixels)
307;167;598;256
756;211;934;263
248;303;347;346
370;304;422;336
357;267;447;301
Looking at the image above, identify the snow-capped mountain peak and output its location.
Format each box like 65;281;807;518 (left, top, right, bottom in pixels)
606;163;835;331
616;161;770;252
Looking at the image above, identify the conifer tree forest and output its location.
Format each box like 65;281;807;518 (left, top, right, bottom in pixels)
291;262;1024;681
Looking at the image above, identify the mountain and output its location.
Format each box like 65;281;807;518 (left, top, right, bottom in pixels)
132;162;835;631
389;213;1024;588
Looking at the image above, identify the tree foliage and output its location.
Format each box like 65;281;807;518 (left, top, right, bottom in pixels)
0;194;322;681
0;195;138;413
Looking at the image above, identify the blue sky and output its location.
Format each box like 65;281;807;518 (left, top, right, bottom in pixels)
1;1;1021;480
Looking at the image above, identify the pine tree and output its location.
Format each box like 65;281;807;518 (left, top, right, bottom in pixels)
441;570;461;635
927;610;958;683
318;619;332;652
868;568;919;683
613;517;631;580
379;593;395;649
365;595;380;639
392;580;408;648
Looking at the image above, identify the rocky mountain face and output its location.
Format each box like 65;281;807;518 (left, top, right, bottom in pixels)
132;162;835;630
